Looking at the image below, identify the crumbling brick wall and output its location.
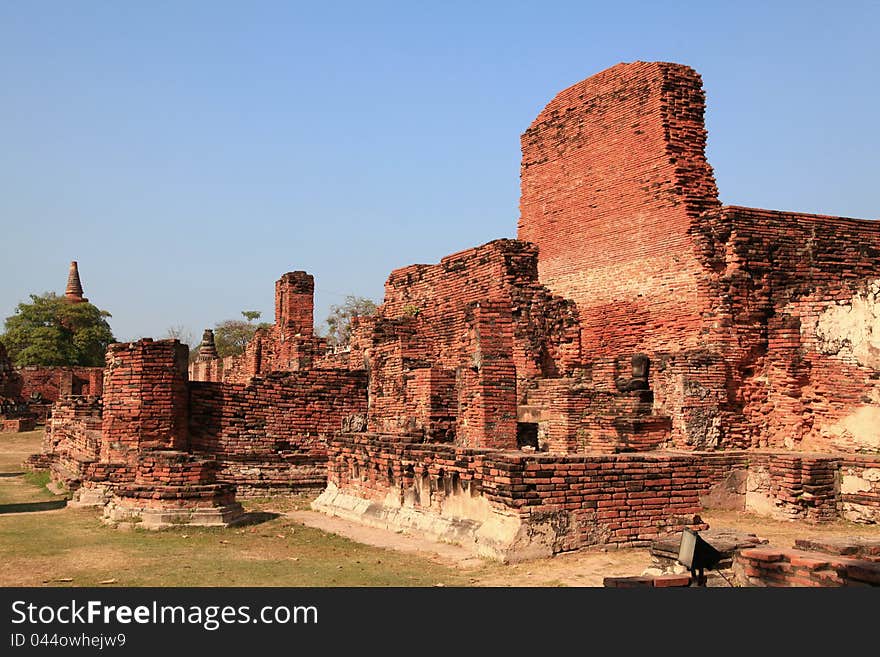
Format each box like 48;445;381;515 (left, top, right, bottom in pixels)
694;207;880;452
838;455;880;523
518;61;880;451
519;61;720;359
351;239;582;447
18;366;104;401
323;433;708;555
189;369;367;493
38;396;103;488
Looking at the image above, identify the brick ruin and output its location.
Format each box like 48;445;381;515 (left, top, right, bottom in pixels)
26;61;880;551
1;262;104;432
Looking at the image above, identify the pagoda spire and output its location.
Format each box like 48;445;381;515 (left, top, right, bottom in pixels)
64;261;88;304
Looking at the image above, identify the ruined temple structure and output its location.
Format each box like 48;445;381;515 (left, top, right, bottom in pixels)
0;261;103;432
30;61;880;549
64;261;88;304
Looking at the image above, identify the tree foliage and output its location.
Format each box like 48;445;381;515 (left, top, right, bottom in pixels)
213;311;270;358
325;296;377;348
2;292;115;367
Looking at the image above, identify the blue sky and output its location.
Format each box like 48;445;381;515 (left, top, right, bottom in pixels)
1;1;878;344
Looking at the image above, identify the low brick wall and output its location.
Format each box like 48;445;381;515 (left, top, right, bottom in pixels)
189;370;367;495
734;547;880;587
315;434;708;561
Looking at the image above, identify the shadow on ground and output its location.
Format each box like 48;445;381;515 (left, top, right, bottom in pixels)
0;500;68;514
234;511;281;526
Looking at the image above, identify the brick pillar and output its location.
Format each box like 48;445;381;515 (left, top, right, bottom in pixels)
100;339;190;463
275;271;315;338
457;301;517;449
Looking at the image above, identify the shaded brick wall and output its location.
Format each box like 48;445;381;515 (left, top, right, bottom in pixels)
42;396;103;487
18;366;104;401
189;370;367;492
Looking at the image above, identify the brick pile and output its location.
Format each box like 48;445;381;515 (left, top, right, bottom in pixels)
735;546;880;587
24;395;103;488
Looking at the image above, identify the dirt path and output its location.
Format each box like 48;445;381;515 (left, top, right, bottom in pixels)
287;509;653;586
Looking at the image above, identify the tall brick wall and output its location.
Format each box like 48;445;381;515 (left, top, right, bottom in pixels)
189;369;367;492
373;239;581;379
101;339;190;463
517;61;880;452
518;61;720;357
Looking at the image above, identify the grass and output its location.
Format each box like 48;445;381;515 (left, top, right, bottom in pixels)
4;429;878;587
0;430;473;587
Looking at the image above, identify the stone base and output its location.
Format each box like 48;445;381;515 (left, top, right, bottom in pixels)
69;484;112;507
103;499;245;529
313;482;567;563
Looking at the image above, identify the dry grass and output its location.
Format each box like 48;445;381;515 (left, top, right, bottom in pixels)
2;429;878;587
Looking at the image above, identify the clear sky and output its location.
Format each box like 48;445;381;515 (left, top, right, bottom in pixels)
1;1;878;345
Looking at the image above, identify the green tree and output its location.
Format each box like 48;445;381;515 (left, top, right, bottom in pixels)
325;296;377;348
213;311;271;358
2;292;115;366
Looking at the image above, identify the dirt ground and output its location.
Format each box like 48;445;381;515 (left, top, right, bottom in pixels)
2;429;879;587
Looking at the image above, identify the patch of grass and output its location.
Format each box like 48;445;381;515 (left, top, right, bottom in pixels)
24;469;51;490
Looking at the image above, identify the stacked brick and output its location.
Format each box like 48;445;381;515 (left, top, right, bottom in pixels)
325;433;707;552
747;453;839;521
518;61;880;452
90;339;242;526
24;396;103;488
18;366;103;402
839;454;880;523
189;369;367;493
519;61;721;360
456;302;517;449
101;339;190;462
735;546;880;587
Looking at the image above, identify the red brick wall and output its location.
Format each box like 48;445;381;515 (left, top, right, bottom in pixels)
518;61;720;358
101;339;190;463
41;396;103;487
517;61;880;453
18;366;104;401
326;434;707;551
735;547;880;587
354;239;582;446
189;369;367;492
